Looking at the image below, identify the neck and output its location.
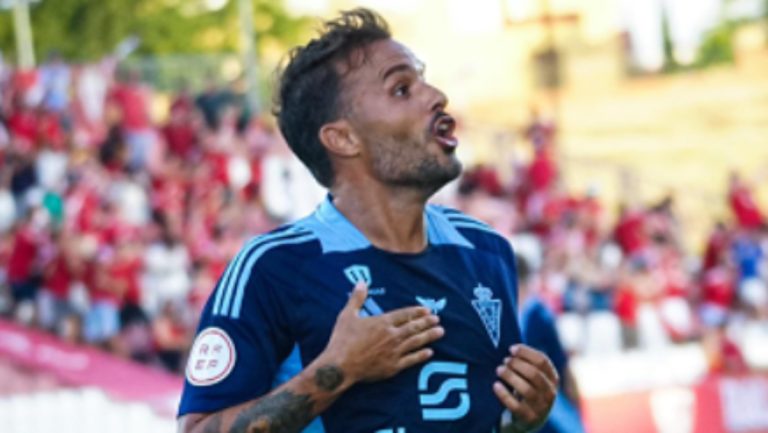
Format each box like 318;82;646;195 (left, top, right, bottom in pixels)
330;182;430;254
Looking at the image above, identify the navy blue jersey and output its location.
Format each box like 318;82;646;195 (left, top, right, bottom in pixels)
179;197;523;433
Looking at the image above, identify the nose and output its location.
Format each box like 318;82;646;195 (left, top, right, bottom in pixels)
427;83;448;113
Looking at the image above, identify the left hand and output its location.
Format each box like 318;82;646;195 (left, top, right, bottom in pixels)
493;344;559;432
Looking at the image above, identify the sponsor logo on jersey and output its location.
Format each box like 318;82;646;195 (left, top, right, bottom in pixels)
368;287;386;296
418;361;470;421
471;284;502;348
416;296;447;315
186;327;236;386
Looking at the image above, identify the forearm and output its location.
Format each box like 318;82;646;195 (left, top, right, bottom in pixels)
181;356;350;433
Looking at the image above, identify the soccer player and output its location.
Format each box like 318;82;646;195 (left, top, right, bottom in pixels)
178;8;558;433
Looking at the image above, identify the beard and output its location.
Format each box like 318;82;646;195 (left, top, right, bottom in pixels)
369;132;462;195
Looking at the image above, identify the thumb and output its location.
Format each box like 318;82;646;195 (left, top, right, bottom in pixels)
345;281;368;313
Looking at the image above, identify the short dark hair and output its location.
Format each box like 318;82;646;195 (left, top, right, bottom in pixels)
273;8;391;188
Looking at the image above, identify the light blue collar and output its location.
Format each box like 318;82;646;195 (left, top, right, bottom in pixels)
296;195;473;253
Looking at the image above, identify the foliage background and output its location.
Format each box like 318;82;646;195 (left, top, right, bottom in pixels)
0;0;312;61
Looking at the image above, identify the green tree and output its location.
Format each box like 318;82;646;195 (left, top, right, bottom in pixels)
661;9;679;72
0;0;311;62
695;24;735;67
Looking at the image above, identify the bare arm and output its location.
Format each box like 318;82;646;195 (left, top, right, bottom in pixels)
178;359;347;433
179;282;444;433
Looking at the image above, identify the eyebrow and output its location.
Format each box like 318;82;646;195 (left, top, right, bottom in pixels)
380;62;425;82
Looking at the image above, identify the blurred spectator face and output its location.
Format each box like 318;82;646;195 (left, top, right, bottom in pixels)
176;79;190;96
168;105;186;124
0;187;15;233
218;106;239;130
203;75;218;93
0;123;8;151
127;70;142;85
46;51;63;65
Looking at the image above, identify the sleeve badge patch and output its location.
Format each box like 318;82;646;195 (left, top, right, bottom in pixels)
185;327;237;386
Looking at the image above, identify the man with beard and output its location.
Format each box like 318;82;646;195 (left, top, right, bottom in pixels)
178;9;557;433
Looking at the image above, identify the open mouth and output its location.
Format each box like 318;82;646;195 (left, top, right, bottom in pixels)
431;113;459;150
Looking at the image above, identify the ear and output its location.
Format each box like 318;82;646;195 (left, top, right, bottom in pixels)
319;120;361;158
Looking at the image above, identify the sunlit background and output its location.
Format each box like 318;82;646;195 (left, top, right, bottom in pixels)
0;1;767;432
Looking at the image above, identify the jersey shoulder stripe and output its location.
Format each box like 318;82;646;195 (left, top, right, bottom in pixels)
434;206;496;233
449;219;497;235
212;225;315;319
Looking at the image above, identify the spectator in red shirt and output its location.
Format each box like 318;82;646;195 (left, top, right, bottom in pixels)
107;238;155;362
613;203;647;257
576;190;602;250
7;209;46;299
702;221;731;272
82;254;125;349
110;239;143;309
35;106;66;150
614;280;638;349
728;171;765;230
7;208;49;323
460;164;505;197
162;108;198;162
37;231;81;333
108;69;150;132
169;79;195;117
703;320;749;376
528;148;557;193
524;107;556;151
151;157;189;217
152;300;192;373
107;69;155;170
700;255;737;327
6;97;38;152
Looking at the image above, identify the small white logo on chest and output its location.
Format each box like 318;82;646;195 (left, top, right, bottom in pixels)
416;296;447;315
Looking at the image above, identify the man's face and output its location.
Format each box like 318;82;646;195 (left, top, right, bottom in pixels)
340;39;461;193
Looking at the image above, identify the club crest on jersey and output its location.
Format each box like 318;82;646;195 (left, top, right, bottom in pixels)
471;284;501;347
344;264;372;286
416;296;447;315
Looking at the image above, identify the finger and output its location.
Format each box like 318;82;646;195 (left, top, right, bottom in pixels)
386;305;430;326
504;356;556;400
496;365;537;405
398;325;444;354
509;345;560;385
400;313;440;335
396;348;434;371
344;282;368;313
493;381;538;424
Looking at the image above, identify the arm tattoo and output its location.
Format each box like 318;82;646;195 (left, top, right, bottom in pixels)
202;413;223;433
204;365;341;433
315;365;344;392
230;390;313;433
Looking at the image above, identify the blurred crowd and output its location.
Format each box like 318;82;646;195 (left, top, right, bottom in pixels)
454;115;768;376
0;53;766;378
0;53;323;373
